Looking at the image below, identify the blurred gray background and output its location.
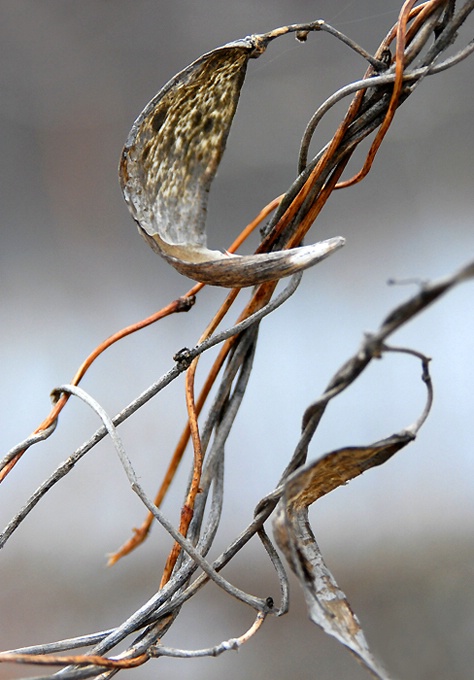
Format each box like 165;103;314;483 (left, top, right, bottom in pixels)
1;1;474;678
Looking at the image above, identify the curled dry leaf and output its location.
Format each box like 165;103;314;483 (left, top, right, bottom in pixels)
273;432;415;680
119;32;345;287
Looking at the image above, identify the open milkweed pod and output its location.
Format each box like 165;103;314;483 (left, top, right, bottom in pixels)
119;30;345;287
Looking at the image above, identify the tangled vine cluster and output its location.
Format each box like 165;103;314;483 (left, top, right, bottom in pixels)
1;2;473;678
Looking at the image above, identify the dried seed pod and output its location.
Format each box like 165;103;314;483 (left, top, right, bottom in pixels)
120;32;344;287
